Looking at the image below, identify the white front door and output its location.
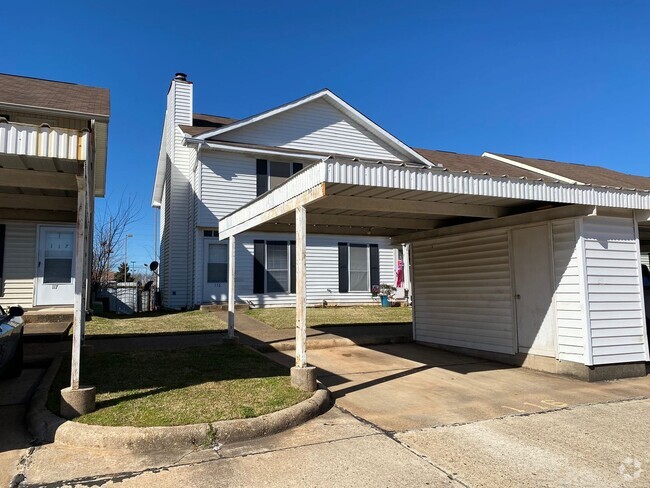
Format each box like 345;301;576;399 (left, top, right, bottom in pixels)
512;224;556;357
35;226;75;306
203;241;228;303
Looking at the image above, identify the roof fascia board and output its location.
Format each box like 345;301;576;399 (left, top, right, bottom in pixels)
193;89;437;167
151;121;169;207
482;152;582;185
0;101;109;121
185;139;327;161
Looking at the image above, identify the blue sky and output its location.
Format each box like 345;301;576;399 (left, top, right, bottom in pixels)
2;1;649;268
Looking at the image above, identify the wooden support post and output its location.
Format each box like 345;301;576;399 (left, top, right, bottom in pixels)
295;206;307;368
71;164;88;390
227;235;236;338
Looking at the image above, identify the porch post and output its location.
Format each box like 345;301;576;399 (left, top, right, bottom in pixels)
227;235;236;338
60;160;96;419
290;205;316;392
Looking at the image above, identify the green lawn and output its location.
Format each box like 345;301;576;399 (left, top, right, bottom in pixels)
85;310;227;336
247;305;412;330
48;345;311;427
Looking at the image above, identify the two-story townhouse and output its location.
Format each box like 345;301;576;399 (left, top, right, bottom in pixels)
153;73;417;310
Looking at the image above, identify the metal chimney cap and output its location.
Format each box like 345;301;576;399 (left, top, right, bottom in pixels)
174;72;188;81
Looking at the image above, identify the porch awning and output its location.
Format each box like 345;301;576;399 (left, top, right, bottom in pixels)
218;157;650;242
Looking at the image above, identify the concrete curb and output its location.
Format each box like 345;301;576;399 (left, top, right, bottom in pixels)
255;334;412;353
27;357;332;451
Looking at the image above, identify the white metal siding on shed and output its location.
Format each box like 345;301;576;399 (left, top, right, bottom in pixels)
412;229;515;355
551;220;585;363
582;216;649;364
2;222;36;307
215;99;406;161
199;232;394;307
199;152;257;227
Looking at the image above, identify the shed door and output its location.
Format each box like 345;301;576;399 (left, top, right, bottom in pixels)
512;225;556;357
203;241;228;303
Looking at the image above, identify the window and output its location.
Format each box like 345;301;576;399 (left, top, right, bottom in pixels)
338;243;379;293
256;160;304;196
254;240;296;293
349;244;369;291
266;241;289;292
206;244;227;283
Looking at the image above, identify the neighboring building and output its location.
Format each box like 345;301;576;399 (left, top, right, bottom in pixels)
0;73;109;309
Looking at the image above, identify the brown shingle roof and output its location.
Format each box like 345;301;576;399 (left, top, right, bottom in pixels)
0;73;110;117
180;113;237;136
415;148;559;182
495;153;650;191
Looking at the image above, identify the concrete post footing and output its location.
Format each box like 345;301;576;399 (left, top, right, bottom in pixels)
291;366;317;392
60;386;96;419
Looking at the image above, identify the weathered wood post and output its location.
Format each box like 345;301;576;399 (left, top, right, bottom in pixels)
60;159;96;419
227;235;236;339
290;205;316;391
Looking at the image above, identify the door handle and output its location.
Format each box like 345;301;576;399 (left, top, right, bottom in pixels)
515;294;521;299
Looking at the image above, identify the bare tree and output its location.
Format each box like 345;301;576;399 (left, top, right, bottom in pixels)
92;194;141;294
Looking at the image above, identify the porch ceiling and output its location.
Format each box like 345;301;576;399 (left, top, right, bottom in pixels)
258;182;542;237
0;153;79;221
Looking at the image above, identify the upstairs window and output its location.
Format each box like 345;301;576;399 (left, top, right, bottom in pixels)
256;160;304;196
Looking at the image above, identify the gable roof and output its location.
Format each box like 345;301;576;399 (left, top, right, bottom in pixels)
192;89;436;167
0;73;110;118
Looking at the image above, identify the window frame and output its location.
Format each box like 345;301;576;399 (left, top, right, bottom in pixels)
348;243;371;292
264;240;291;293
256;160;304;196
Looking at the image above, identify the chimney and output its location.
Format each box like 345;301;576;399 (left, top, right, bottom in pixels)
168;72;193;127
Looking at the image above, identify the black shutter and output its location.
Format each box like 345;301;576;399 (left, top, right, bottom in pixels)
369;244;380;291
0;224;5;281
338;242;348;293
256;159;268;196
290;240;296;294
253;240;265;293
292;162;303;174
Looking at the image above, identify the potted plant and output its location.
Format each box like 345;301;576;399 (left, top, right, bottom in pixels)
378;283;396;307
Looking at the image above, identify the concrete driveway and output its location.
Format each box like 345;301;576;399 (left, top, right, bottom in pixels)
268;343;650;432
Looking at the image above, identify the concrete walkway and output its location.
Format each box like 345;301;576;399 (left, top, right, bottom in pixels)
212;310;412;351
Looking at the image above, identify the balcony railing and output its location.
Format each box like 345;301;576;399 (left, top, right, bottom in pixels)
0;120;89;161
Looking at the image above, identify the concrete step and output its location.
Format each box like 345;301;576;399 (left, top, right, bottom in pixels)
23;321;72;342
200;303;249;312
23;311;73;325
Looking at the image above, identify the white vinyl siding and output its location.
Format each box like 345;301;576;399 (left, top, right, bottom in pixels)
413;229;515;355
215;98;406;161
200;152;257;227
204;232;393;307
582;216;649;365
552;220;585;363
1;222;37;307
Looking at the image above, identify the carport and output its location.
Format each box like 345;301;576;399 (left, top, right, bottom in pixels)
219;154;650;389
